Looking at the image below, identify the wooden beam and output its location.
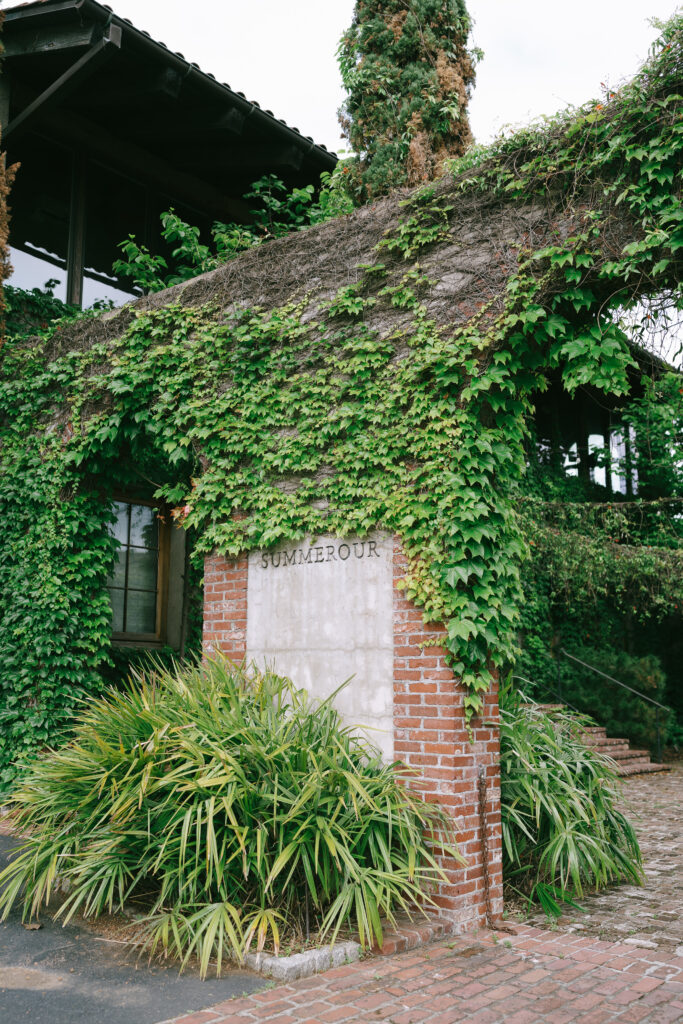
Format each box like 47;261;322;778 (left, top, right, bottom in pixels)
12;240;138;296
66;153;87;307
4;1;86;24
0;74;10;136
2;24;96;59
5;25;122;139
38;109;250;223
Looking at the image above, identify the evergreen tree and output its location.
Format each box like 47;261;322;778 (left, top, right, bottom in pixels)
338;0;476;202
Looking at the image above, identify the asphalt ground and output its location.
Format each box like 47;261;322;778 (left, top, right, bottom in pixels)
0;834;268;1024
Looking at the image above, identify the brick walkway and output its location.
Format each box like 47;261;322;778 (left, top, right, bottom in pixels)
165;765;683;1024
515;763;683;956
163;927;683;1024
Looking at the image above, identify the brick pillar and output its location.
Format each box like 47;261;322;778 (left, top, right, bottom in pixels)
202;539;503;931
202;553;248;661
392;539;503;930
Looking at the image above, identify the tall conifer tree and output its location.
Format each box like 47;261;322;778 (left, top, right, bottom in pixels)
338;0;476;202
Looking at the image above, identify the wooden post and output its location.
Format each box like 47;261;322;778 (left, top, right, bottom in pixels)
0;73;11;136
66;152;87;307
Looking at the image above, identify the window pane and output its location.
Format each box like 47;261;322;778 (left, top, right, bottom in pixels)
127;548;158;591
130;504;158;548
108;587;125;633
589;434;606;487
126;589;157;634
107;550;127;588
110;501;129;544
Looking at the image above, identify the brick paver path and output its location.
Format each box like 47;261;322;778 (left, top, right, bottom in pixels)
516;763;683;956
165;765;683;1024
163;928;683;1024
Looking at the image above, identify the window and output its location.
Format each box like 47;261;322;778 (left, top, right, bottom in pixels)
107;500;166;643
106;499;188;648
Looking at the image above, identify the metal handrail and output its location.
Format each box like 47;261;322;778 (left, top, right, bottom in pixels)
558;648;671;763
559;650;670;711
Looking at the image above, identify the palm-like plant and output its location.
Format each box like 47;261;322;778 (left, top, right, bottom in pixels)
499;677;642;917
0;657;461;974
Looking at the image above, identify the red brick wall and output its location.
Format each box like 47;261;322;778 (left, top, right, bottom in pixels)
202;553;248;661
203;538;503;930
393;540;503;930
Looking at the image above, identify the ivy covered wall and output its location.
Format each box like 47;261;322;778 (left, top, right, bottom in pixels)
0;16;681;790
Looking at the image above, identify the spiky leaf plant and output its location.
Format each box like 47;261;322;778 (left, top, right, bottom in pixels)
0;657;461;974
499;677;642;917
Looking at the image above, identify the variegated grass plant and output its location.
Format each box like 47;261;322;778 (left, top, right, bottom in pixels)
0;657;461;976
500;676;642;917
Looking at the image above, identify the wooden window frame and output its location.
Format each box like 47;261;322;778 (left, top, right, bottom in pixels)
109;497;171;648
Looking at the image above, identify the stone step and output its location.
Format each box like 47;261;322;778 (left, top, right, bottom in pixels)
536;702;669;778
615;757;653;770
585;738;634;753
617;761;671;777
602;748;652;761
594;745;632;758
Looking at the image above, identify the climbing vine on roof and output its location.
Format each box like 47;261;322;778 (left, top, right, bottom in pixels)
0;15;681;789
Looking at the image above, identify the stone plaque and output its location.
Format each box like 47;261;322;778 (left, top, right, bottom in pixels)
246;532;394;760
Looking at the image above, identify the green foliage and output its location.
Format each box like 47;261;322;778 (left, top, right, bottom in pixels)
0;16;681;786
558;649;671;754
3;280;75;338
0;331;198;790
0;441;117;791
0;658;461;972
499;678;643;917
338;0;476;201
622;372;683;498
113;171;354;294
513;368;683;747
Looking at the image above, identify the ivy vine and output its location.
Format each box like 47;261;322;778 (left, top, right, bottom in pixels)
0;15;681;788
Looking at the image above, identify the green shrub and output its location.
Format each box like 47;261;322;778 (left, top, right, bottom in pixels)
0;657;460;975
499;677;642;917
113;171;354;294
3;280;74;338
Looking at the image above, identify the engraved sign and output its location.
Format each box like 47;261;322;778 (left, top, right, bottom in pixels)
247;532;394;760
258;538;380;569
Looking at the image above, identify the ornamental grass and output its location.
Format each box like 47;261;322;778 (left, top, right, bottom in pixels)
500;677;643;917
0;657;460;976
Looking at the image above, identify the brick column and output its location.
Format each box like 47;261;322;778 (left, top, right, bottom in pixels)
202;553;248;661
393;539;503;930
202;539;503;931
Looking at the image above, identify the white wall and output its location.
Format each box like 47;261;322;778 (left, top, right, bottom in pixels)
246;532;395;760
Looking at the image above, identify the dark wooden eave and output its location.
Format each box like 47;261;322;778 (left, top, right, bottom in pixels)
1;0;337;304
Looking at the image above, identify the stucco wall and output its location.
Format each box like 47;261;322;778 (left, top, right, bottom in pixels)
245;532;395;760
